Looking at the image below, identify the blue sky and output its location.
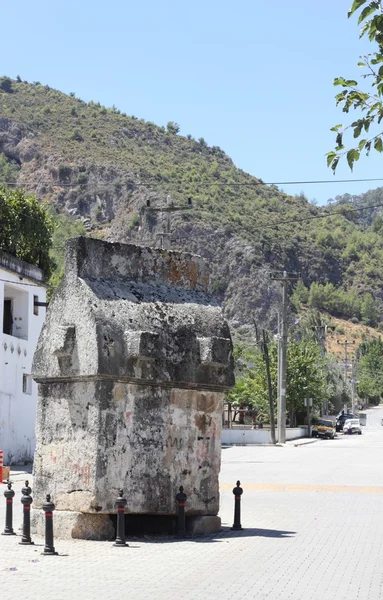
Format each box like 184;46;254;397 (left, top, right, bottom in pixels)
1;0;382;204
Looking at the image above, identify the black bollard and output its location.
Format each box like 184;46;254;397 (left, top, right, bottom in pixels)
176;485;187;536
2;481;16;536
113;489;128;547
20;480;34;545
42;494;58;555
231;480;244;531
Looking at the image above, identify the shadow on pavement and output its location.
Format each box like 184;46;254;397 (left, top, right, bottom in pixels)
219;526;296;538
126;527;296;545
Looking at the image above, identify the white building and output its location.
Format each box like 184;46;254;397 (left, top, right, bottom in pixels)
0;251;47;464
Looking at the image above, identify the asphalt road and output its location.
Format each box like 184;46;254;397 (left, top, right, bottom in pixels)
1;406;383;600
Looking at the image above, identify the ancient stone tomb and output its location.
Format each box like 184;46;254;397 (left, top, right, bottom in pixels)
31;237;234;538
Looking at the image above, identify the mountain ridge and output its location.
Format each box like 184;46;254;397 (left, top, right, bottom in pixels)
1;76;383;333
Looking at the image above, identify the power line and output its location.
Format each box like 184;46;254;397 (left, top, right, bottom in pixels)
263;200;383;228
4;176;383;188
4;184;383;253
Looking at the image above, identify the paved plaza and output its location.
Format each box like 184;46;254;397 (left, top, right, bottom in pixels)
2;407;383;599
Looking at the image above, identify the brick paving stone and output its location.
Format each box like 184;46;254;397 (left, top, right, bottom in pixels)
1;407;383;599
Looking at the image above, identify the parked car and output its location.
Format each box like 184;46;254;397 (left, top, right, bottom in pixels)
336;413;355;432
343;418;362;435
312;419;336;439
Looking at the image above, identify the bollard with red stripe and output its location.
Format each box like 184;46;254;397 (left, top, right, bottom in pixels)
113;489;128;547
0;450;3;484
20;480;34;545
176;485;187;536
2;480;15;535
231;480;244;531
42;494;58;555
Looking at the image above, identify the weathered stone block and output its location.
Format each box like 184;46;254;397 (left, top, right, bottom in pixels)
32;238;234;537
188;516;221;535
199;336;232;367
31;509;114;541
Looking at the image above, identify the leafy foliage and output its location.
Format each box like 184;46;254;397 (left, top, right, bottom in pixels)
0;186;55;277
0;154;19;184
328;1;383;171
0;77;13;93
356;337;383;404
228;339;328;425
48;212;86;290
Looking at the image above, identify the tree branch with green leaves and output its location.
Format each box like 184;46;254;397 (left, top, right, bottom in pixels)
327;0;383;172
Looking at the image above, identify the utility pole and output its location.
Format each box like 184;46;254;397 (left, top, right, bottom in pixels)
277;313;281;428
309;324;335;415
262;329;276;445
310;324;335;357
351;359;358;414
143;196;192;249
337;339;356;412
304;397;313;437
270;271;300;443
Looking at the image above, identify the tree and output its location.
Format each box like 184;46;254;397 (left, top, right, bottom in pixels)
285;340;327;426
48;213;86;292
325;357;352;413
0;77;13;93
327;1;383;171
291;280;309;310
166;121;180;135
357;337;383;404
361;292;378;325
0;154;19;184
227;339;328;426
0;186;55;277
227;345;272;418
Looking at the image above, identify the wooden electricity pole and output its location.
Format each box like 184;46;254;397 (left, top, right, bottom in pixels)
262;329;276;445
337;339;356;412
270;271;300;443
143;196;192;249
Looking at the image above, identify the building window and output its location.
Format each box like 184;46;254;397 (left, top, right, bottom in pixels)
3;299;13;335
33;295;39;316
3;284;28;340
22;374;32;395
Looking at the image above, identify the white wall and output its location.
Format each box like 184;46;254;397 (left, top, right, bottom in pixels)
0;267;46;464
222;427;307;445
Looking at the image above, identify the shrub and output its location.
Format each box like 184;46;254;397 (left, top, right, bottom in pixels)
166;121;180;135
76;173;88;185
210;279;227;294
129;214;140;229
0;77;13;92
58;164;71;181
70;129;84;142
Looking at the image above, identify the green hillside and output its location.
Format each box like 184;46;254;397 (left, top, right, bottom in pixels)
1;76;383;330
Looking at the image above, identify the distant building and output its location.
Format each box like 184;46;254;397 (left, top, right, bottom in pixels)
0;251;47;464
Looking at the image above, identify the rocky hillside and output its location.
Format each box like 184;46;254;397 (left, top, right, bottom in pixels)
1;76;383;334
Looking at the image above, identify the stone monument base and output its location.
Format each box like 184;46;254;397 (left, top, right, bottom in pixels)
31;509;115;541
188;516;221;535
31;509;222;540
